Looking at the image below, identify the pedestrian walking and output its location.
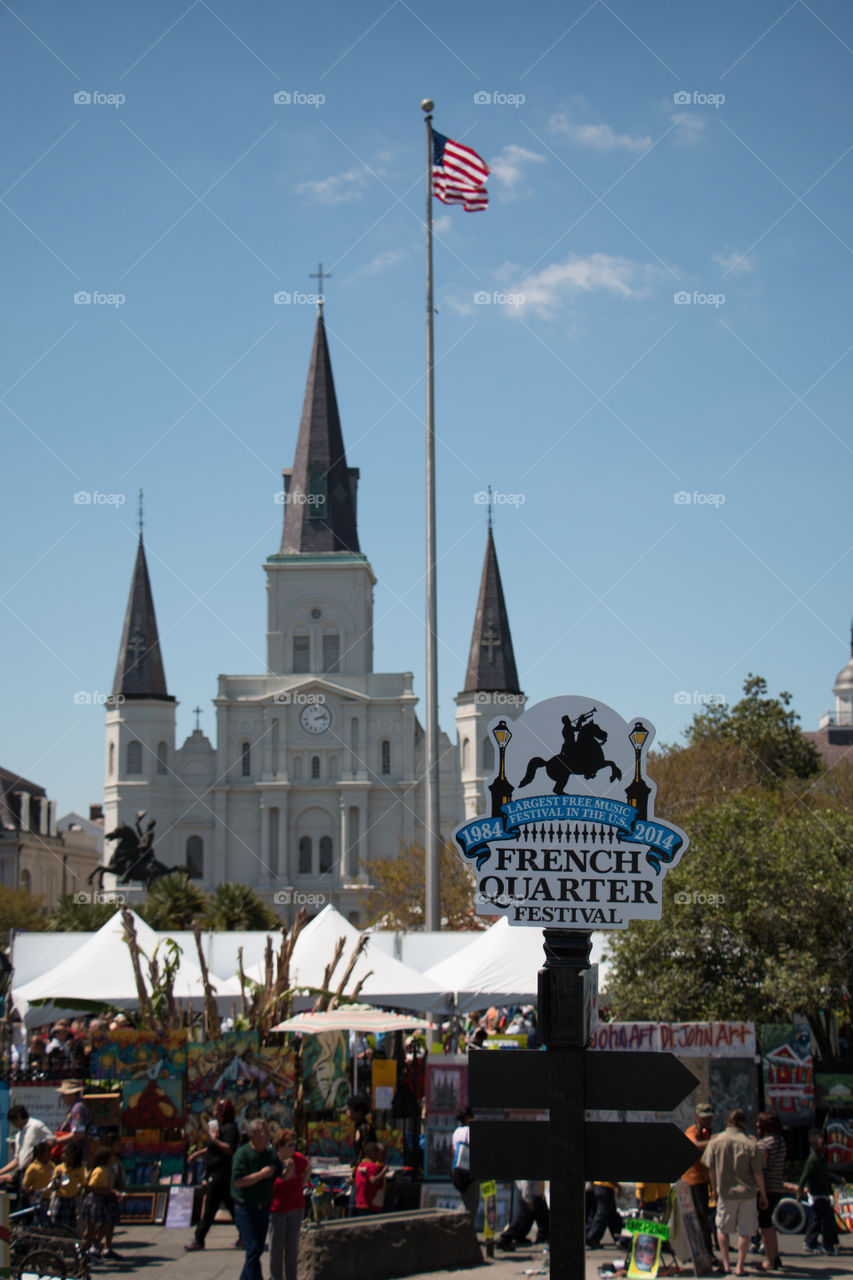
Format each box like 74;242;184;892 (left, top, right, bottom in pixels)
497;1179;550;1250
268;1129;310;1280
797;1130;839;1256
684;1103;716;1256
586;1181;623;1248
185;1097;241;1251
702;1108;767;1275
231;1119;282;1280
451;1108;480;1225
49;1138;87;1234
756;1111;785;1269
80;1144;122;1262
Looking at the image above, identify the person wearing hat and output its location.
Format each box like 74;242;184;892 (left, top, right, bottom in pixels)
55;1081;89;1154
685;1103;716;1257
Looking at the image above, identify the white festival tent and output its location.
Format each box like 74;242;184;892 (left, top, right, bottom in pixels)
243;904;448;1010
12;910;242;1025
424;917;610;1013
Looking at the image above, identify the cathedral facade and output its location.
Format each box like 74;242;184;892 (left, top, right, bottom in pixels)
103;313;523;922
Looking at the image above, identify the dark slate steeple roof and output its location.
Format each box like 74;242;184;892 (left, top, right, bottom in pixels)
463;527;521;693
112;536;173;701
279;312;360;555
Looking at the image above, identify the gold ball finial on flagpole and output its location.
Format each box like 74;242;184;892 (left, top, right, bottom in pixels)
421;99;434;113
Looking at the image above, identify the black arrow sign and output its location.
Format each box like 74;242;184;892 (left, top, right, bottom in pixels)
468;1049;698;1111
469;1120;700;1183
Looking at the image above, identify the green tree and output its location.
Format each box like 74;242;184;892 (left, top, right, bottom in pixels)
604;793;853;1060
0;886;46;947
46;894;116;932
139;872;208;930
207;883;278;930
683;673;821;783
358;842;488;930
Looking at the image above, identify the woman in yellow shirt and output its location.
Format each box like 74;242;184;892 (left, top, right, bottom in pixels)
80;1146;121;1261
50;1138;87;1233
21;1141;55;1223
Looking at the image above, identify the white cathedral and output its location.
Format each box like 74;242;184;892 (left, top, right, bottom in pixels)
102;311;525;922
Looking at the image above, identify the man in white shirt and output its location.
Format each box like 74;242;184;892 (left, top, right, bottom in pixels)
0;1105;55;1186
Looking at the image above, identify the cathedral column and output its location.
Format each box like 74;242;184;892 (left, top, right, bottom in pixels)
260;800;271;884
339;796;348;880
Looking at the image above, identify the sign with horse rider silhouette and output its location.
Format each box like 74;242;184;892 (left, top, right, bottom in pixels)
452;696;689;928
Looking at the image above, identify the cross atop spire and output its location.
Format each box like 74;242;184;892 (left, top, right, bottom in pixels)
463;527;521;694
310;261;331;315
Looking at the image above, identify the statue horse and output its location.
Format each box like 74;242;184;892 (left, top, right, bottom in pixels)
518;713;622;795
88;823;172;892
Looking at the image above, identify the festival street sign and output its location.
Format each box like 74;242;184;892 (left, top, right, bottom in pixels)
452;695;689;928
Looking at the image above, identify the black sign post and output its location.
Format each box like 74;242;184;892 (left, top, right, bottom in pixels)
468;930;700;1278
541;927;590;1280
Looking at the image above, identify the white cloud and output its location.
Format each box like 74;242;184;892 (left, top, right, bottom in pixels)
433;214;452;234
296;167;369;204
505;252;662;319
549;112;651;153
350;249;408;278
670;112;705;146
712;248;754;276
488;144;546;197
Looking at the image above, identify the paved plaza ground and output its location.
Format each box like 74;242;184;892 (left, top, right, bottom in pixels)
74;1222;853;1279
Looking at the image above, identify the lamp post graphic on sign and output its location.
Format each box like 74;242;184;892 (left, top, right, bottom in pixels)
453;695;694;1280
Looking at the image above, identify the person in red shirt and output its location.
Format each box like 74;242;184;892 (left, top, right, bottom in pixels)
268;1130;311;1280
354;1142;387;1215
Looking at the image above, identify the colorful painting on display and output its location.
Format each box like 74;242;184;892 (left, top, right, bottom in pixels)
186;1031;260;1092
91;1029;187;1080
425;1058;467;1115
760;1023;814;1125
834;1182;853;1232
627;1219;668;1279
816;1074;853;1112
121;1078;183;1131
374;1125;404;1167
302;1032;350;1113
827;1121;853;1168
452;696;689;929
424;1119;454;1179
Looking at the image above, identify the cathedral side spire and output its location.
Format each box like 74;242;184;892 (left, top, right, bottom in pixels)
463;526;521;694
111;534;173;701
279;311;360;555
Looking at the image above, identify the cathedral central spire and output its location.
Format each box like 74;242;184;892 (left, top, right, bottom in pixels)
279;311;360;555
464;526;521;694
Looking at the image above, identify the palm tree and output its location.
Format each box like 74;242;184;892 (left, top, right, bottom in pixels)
139;872;208;930
207;882;278;931
46;894;115;932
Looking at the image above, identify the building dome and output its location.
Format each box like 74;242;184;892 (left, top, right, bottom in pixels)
834;656;853;695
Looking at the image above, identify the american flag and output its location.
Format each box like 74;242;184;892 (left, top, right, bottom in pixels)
432;130;489;211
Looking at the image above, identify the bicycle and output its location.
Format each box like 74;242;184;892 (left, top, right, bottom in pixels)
9;1204;89;1280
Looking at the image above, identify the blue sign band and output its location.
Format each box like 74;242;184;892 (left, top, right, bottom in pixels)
454;794;683;874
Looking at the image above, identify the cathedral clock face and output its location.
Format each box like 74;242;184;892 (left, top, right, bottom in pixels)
300;702;331;735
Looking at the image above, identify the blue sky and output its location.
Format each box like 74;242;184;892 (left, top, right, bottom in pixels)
3;0;853;815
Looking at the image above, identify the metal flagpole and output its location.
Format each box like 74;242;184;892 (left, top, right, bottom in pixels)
422;98;441;932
